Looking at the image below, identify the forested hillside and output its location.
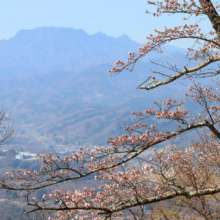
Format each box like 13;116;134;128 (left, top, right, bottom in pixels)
0;27;189;146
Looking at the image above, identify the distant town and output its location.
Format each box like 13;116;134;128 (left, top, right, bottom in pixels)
0;143;102;161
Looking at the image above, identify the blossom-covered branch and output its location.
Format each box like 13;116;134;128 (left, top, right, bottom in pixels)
2;0;220;219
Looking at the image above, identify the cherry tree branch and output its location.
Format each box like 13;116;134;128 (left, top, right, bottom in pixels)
25;186;220;214
137;57;220;90
112;186;220;213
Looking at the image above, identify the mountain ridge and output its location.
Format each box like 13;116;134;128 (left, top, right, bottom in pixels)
0;27;191;146
0;27;141;72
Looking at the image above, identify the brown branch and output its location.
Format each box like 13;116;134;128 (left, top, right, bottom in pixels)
199;0;220;38
25;205;111;214
206;121;220;138
138;57;220;90
114;186;220;213
24;186;220;216
112;36;220;76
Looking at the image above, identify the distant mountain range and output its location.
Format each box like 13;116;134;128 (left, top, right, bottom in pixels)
0;63;190;146
0;27;194;146
0;27;141;73
0;27;188;77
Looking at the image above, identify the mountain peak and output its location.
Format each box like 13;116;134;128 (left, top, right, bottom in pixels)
117;34;139;45
0;27;140;71
11;27;88;41
0;27;185;72
117;34;130;39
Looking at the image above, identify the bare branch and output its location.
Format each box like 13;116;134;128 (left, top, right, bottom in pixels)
138;57;220;90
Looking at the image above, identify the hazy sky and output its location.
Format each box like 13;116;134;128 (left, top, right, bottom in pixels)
0;0;213;47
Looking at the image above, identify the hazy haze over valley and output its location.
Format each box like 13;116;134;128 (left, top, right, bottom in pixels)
0;27;191;146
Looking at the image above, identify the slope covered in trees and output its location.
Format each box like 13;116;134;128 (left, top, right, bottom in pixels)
0;28;187;146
